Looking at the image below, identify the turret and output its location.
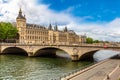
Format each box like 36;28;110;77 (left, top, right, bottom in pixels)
48;23;52;30
64;26;68;32
54;25;58;31
16;8;26;28
16;8;26;43
17;8;26;20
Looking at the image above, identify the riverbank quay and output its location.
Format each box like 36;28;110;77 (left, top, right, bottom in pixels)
103;64;120;80
61;59;120;80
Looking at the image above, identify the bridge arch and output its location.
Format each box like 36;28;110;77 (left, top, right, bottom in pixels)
2;47;28;56
79;50;99;61
79;49;118;61
34;47;70;57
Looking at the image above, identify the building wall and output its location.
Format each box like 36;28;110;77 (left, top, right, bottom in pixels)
25;26;48;44
16;9;86;44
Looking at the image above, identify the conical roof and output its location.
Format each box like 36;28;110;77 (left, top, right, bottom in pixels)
17;8;26;19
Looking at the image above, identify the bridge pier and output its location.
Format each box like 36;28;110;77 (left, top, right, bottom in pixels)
28;52;34;56
71;55;79;61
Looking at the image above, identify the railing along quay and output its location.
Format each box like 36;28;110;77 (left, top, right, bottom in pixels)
51;62;96;80
51;62;97;80
103;64;120;80
52;59;109;80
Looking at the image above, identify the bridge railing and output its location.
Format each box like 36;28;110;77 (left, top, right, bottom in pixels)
0;42;120;47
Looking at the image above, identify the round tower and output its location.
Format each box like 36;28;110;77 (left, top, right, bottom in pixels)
16;8;26;28
16;8;26;43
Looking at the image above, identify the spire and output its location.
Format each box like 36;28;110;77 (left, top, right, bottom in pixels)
17;8;26;20
19;8;22;13
48;23;52;30
64;26;68;32
18;8;22;16
54;24;58;31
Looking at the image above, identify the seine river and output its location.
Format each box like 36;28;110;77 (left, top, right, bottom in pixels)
0;54;92;80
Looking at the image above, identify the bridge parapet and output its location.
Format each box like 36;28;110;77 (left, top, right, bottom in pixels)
1;43;120;47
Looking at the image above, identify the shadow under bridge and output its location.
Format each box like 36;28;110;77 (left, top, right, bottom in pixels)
33;47;71;58
2;47;28;56
79;50;99;61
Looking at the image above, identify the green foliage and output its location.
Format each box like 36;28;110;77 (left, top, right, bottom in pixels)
86;37;100;44
86;37;93;44
94;40;100;43
0;22;18;41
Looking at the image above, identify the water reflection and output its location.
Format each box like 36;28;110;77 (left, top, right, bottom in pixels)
56;50;71;59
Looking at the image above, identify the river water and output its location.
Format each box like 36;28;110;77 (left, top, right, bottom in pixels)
0;55;92;80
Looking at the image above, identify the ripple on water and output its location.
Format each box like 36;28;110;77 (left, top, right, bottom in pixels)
0;55;92;80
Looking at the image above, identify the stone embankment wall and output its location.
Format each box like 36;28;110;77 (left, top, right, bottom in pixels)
103;64;120;80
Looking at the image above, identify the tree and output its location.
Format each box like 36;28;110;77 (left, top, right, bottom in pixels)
94;40;99;43
0;22;18;42
86;37;93;44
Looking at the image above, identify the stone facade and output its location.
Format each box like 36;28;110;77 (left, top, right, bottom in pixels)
16;8;86;44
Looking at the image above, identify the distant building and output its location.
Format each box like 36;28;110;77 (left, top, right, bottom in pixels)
16;8;86;44
79;35;87;43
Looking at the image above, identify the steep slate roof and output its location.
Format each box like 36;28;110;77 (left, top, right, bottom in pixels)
26;23;47;30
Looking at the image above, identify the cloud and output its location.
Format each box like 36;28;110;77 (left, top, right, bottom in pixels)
0;0;75;25
67;18;120;41
0;0;120;42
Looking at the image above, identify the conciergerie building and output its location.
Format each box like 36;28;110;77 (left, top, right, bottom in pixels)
16;8;86;44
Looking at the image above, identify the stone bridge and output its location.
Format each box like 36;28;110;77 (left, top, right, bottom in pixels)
0;43;120;61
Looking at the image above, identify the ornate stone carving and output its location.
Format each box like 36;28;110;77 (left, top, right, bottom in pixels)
72;48;79;55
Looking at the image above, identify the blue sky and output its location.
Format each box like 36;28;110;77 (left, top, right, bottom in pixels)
39;0;120;23
1;0;120;41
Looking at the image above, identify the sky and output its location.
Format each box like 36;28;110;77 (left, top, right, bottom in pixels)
0;0;120;42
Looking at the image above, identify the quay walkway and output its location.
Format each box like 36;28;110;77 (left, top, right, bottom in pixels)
61;59;120;80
